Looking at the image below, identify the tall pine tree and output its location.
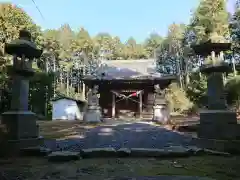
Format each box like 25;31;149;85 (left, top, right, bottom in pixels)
190;0;229;43
230;1;240;54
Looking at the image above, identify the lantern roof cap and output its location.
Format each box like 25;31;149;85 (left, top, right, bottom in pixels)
5;29;43;59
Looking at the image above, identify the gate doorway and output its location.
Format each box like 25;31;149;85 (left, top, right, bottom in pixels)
111;90;144;119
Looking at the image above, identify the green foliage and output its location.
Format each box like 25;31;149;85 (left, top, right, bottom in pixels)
144;33;163;58
190;0;229;43
165;83;193;114
186;73;207;106
225;75;240;106
230;3;240;54
29;72;54;119
0;3;42;69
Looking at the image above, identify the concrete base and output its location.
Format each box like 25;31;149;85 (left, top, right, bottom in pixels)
1;111;39;139
152;105;170;124
198;110;238;140
83;105;102;122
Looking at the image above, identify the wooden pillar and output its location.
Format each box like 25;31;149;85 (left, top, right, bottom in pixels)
112;92;115;118
139;91;143;118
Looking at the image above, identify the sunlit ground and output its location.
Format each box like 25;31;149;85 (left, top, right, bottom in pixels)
0;156;239;180
37;120;100;140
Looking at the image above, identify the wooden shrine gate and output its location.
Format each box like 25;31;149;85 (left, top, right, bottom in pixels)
110;90;145;118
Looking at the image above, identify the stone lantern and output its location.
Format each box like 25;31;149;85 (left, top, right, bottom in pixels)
191;33;238;140
83;85;102;122
1;30;43;154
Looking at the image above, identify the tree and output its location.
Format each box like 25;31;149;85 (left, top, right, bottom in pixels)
0;3;42;69
230;1;240;64
40;30;61;71
73;27;93;57
186;73;207;106
156;23;186;87
94;33;113;60
144;33;163;58
111;36;124;60
190;0;229;43
124;37;139;59
58;24;74;60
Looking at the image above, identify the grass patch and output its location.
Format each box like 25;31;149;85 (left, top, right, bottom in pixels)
0;156;239;180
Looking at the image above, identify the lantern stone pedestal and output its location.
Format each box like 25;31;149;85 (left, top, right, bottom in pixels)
0;30;44;156
198;68;238;140
153;105;169;123
83;85;102;122
83;106;102;123
152;85;170;124
192;40;238;140
198;110;238;140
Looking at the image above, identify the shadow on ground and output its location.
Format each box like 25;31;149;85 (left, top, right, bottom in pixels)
39;121;198;151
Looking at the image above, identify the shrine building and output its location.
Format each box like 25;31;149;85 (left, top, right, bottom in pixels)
83;59;176;119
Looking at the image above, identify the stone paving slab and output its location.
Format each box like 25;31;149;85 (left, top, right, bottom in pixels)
113;177;214;180
48;151;81;162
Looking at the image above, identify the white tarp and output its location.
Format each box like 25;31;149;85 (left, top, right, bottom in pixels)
52;99;82;120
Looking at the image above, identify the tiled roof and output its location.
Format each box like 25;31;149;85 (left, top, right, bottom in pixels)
85;59;169;80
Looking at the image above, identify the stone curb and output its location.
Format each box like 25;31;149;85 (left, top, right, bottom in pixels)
113;176;215;180
45;147;231;162
20;147;52;156
192;138;240;154
80;148;118;158
48;151;81;162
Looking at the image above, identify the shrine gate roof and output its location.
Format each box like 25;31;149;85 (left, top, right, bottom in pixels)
84;59;176;80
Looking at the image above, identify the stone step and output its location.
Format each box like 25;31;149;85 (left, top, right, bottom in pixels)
46;147;231;162
48;151;81;162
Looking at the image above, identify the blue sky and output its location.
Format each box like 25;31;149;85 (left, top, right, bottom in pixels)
1;0;236;43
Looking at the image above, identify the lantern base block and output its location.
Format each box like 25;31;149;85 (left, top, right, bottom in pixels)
152;105;170;124
198;110;238;140
83;105;102;122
